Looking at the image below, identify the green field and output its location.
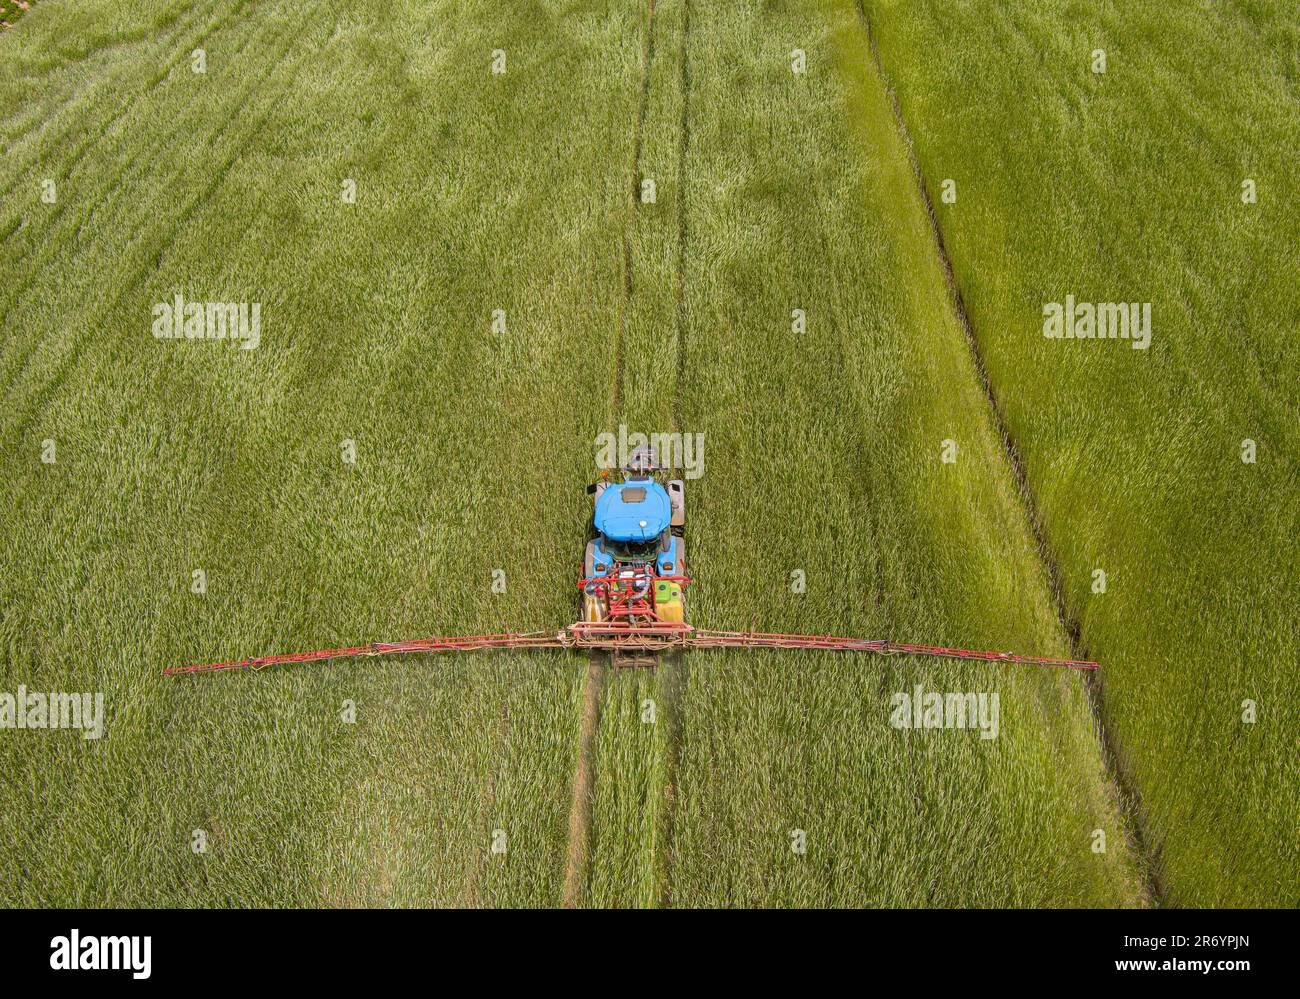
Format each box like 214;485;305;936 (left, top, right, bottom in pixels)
0;0;1291;907
865;0;1298;906
1;0;638;906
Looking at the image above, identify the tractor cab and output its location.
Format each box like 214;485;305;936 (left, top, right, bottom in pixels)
582;446;687;630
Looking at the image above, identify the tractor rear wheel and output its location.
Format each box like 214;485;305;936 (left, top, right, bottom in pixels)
583;539;600;579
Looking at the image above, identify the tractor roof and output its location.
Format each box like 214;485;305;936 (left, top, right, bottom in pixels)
594;478;672;542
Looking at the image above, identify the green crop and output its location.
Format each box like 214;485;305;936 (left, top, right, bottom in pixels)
865;0;1298;906
0;0;1286;908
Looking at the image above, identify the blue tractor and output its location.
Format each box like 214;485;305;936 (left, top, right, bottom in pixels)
582;446;686;626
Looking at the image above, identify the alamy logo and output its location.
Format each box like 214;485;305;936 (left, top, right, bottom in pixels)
1043;294;1151;350
594;424;705;480
50;930;151;979
0;687;103;740
889;685;1000;740
152;294;261;350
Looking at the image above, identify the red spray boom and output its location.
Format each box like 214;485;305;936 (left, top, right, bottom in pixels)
163;574;1097;676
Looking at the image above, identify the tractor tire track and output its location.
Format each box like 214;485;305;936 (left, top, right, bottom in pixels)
565;0;659;907
0;2;292;393
0;0;246;241
611;0;658;423
669;0;692;438
0;1;277;293
630;0;658;208
654;649;688;907
659;0;693;910
561;656;604;907
0;0;245;215
853;0;1163;907
2;7;326;447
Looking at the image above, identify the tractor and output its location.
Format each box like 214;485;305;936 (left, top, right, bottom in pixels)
579;447;688;664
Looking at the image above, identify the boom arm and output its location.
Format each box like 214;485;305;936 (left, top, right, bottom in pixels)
163;625;1097;675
